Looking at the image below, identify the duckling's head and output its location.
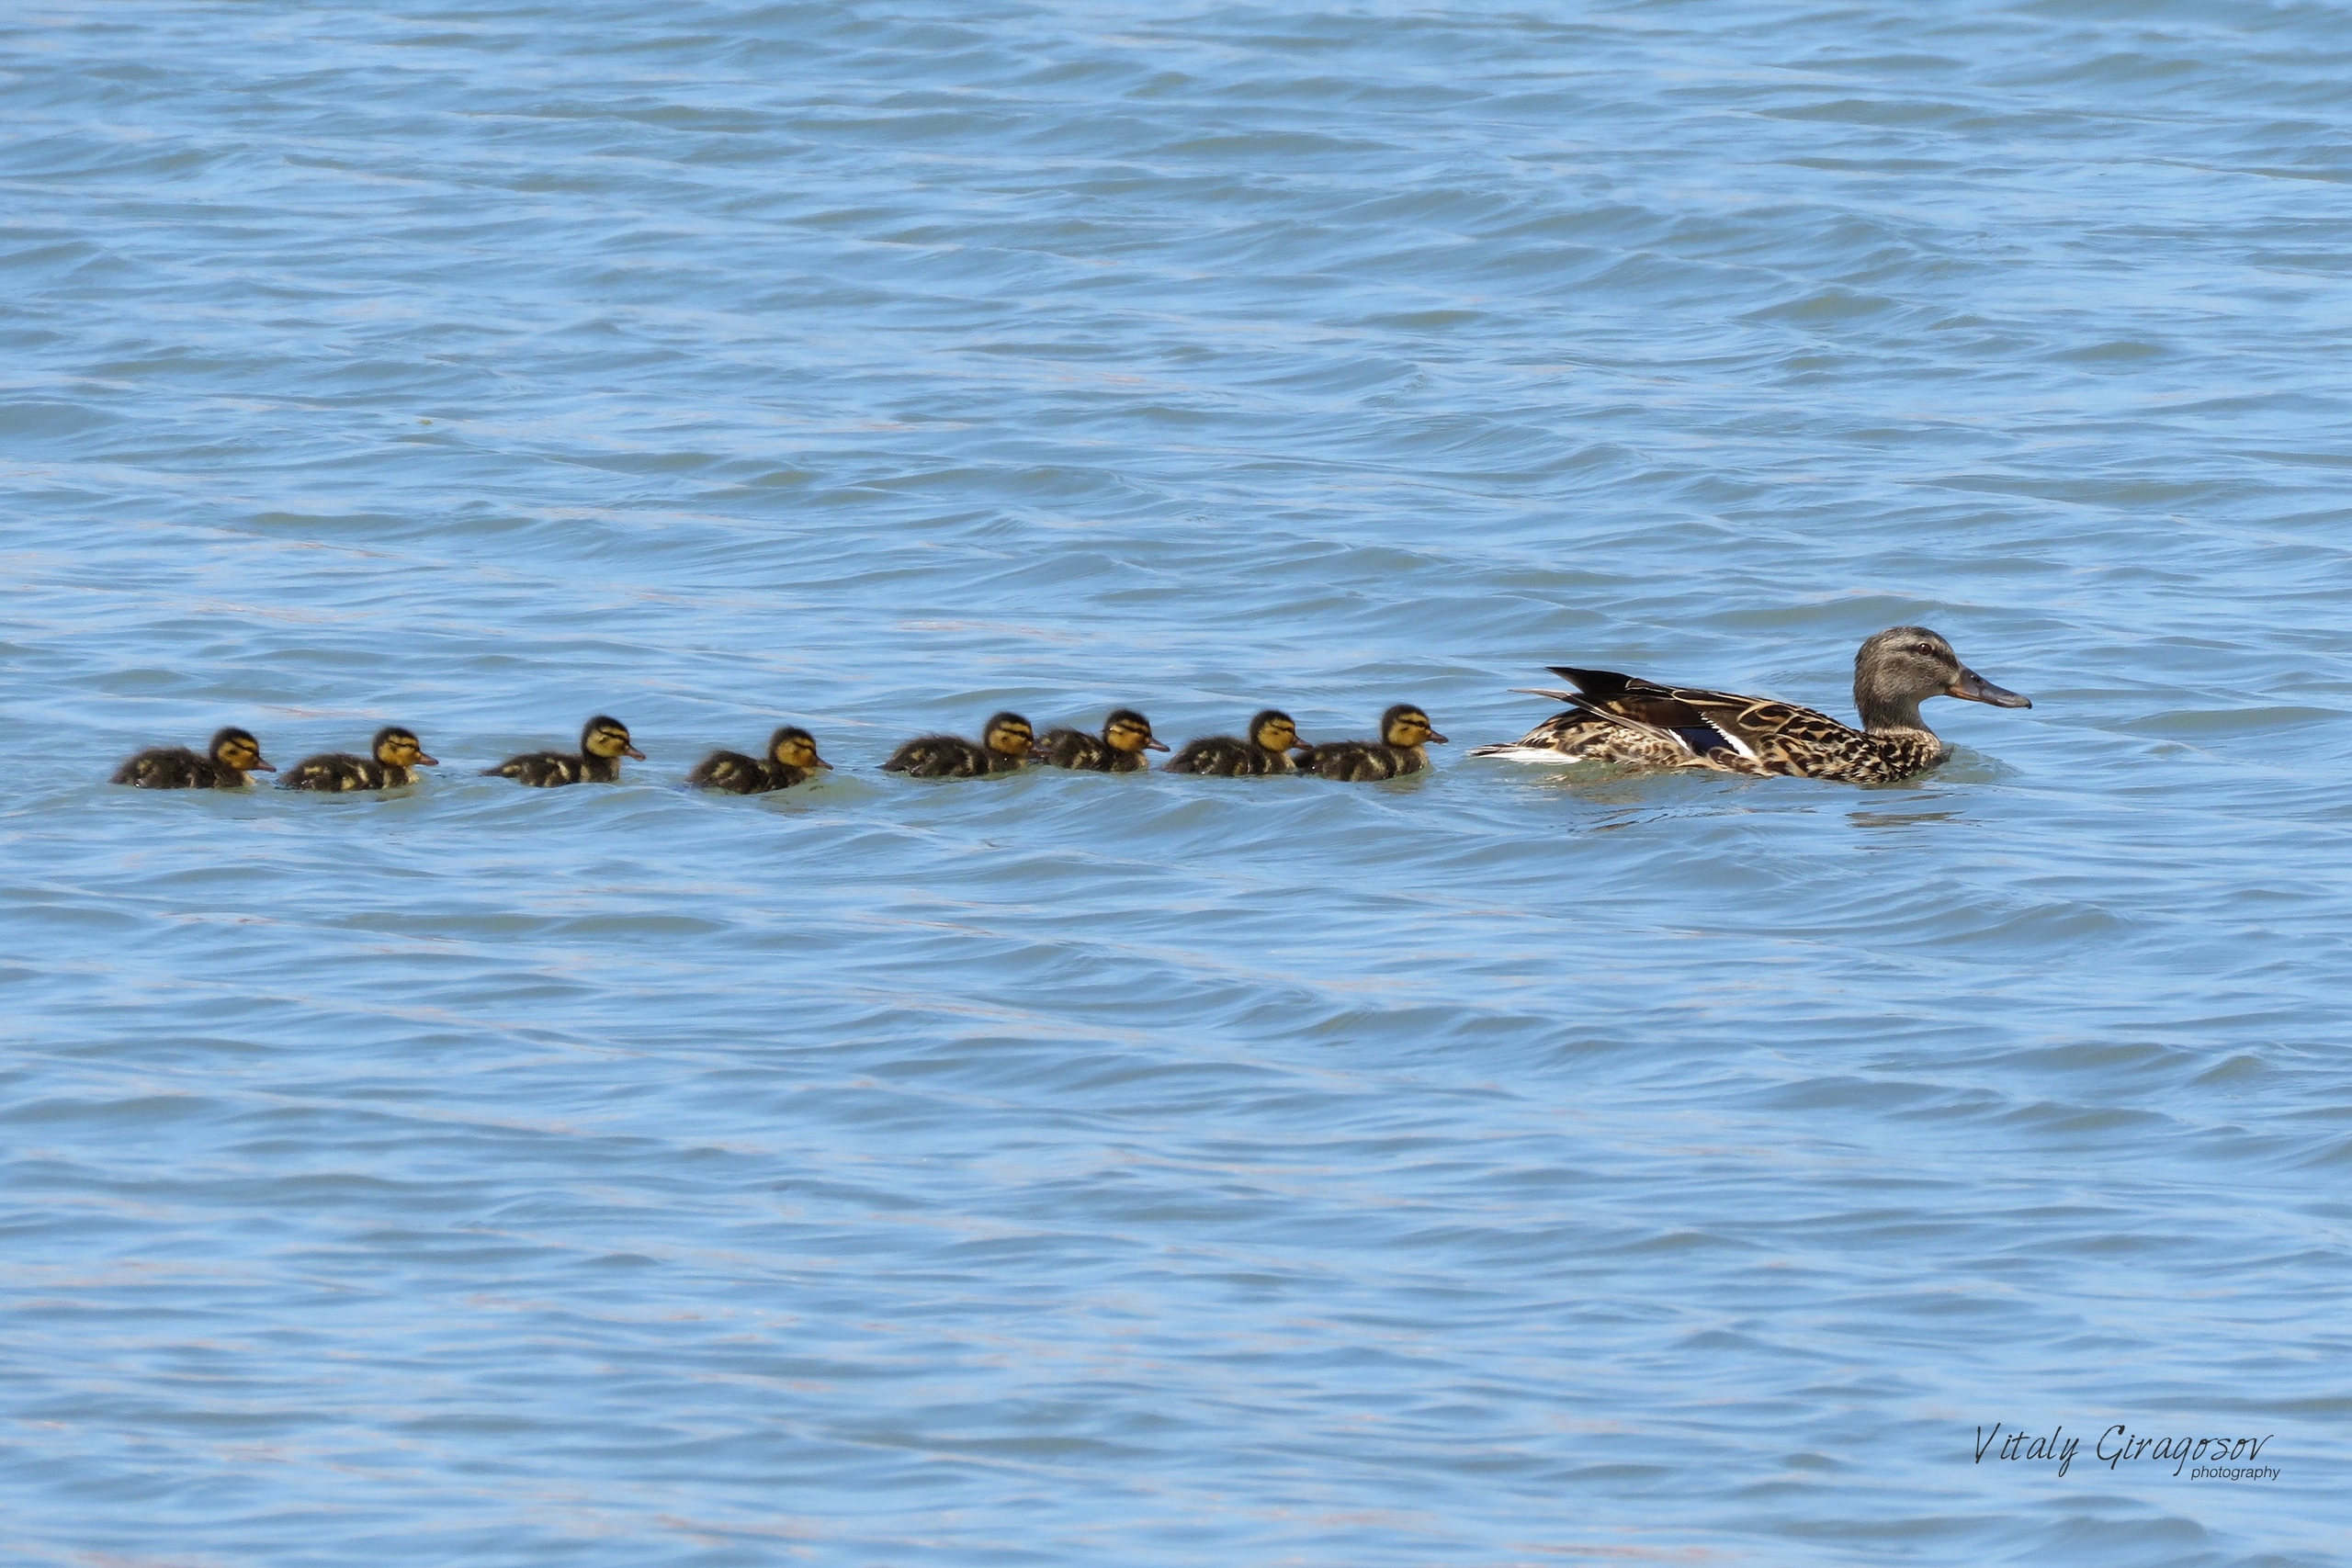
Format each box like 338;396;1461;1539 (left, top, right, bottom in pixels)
373;726;437;769
1102;708;1168;754
983;712;1035;759
1855;627;2030;731
1380;705;1447;748
210;727;274;773
1249;710;1301;752
768;726;830;772
582;716;645;760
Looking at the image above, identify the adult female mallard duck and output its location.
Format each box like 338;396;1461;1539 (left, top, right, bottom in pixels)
484;716;643;786
1162;710;1305;776
282;727;438;792
1038;708;1168;773
1468;626;2030;783
110;727;275;789
882;712;1035;778
688;726;831;794
1296;705;1448;782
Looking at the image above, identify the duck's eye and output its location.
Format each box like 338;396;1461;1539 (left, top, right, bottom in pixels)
1910;643;1938;657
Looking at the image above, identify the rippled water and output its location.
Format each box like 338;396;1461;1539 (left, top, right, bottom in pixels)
6;2;2351;1562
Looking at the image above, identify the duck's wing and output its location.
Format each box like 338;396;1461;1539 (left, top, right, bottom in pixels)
1555;670;1869;775
1464;673;1736;768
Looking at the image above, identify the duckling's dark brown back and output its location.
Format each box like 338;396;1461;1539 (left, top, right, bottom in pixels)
883;734;993;777
686;748;767;793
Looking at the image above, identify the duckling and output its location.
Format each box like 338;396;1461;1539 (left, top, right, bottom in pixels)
882;711;1035;778
483;716;643;786
1038;708;1168;773
1163;710;1305;776
110;727;276;789
1469;626;2031;783
688;726;831;795
282;727;438;792
1295;705;1448;781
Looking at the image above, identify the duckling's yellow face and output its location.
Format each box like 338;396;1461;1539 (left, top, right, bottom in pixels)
586;723;644;761
1384;709;1446;748
773;733;829;771
1104;716;1164;753
376;731;436;768
1254;716;1300;751
216;733;273;773
986;717;1035;757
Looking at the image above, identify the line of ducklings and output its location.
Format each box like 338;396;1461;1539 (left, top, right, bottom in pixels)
106;626;2040;794
107;705;1450;795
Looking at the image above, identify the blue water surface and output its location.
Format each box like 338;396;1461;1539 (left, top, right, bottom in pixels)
5;2;2350;1562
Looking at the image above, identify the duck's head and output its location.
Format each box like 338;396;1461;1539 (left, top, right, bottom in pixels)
1380;705;1447;748
768;726;830;772
983;712;1035;760
210;727;274;774
373;727;437;769
582;716;645;761
1249;710;1302;752
1102;708;1168;755
1855;627;2030;731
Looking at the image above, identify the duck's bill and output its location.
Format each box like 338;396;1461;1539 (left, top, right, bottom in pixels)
625;745;648;759
1425;731;1451;744
251;760;277;772
415;753;440;766
1950;670;2031;708
812;758;834;770
1145;738;1170;750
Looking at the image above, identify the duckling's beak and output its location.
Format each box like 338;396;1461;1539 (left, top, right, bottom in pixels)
1145;738;1170;751
415;752;439;766
251;757;277;772
1425;730;1450;745
812;756;833;770
624;743;647;759
1948;669;2031;709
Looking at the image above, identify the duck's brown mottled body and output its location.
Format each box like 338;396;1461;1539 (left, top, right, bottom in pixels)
111;728;274;789
1039;709;1167;773
1297;705;1447;782
688;727;830;795
1163;710;1302;776
283;728;436;792
1469;627;2030;784
884;712;1035;778
485;716;643;787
